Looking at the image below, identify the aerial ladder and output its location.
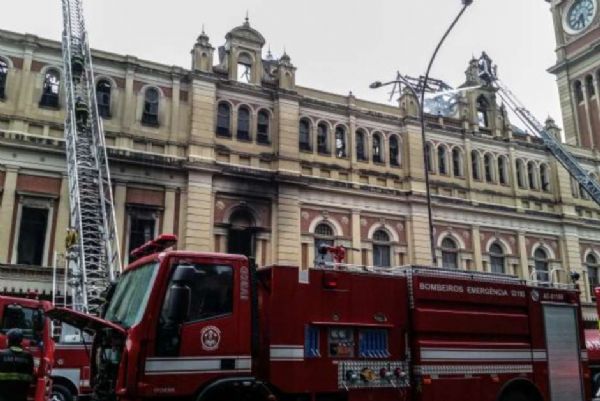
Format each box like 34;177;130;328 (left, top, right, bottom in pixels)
477;52;600;206
60;0;121;315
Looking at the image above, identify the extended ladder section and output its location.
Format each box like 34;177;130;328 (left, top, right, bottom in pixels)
61;0;121;314
477;54;600;206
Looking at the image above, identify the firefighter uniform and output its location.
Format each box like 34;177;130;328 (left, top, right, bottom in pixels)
0;329;34;401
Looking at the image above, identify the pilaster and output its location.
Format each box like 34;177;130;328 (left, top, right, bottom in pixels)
52;175;70;257
184;171;214;251
0;167;17;263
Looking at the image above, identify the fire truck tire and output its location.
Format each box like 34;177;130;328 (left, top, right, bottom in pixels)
51;384;74;401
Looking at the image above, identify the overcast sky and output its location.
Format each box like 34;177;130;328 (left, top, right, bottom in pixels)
3;0;561;128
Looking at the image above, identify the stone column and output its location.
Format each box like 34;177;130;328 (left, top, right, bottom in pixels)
0;167;18;263
350;209;361;265
122;58;137;131
52;175;70;257
517;232;529;280
184;172;214;251
113;182;127;258
170;69;181;139
471;225;483;272
275;95;301;175
561;225;585;298
409;204;433;265
162;188;177;234
276;184;301;266
189;79;217;161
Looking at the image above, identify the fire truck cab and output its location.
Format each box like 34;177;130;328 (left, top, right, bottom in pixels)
48;235;590;401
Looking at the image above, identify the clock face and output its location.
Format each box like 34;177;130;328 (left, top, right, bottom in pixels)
565;0;597;34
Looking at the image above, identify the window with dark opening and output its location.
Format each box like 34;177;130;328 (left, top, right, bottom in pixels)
217;102;231;137
441;237;458;269
425;143;433;173
40;69;60;108
317;123;329;155
452;148;462;177
257;110;270;144
314;223;334;264
0;59;7;100
372;230;391;267
389;136;399;166
471;151;481;180
96;79;112;119
489;242;505;274
484;153;494;183
527;161;537;190
575;81;584;103
141;87;159;126
540;164;550;192
517;160;526;188
498;157;507;185
335;126;346;158
534;248;549;281
17;207;48;266
128;210;157;259
477;96;489;128
356;130;367;161
438;146;447;175
237;106;250;140
587;254;599;300
299;118;311;151
372;133;383;163
586;75;595;98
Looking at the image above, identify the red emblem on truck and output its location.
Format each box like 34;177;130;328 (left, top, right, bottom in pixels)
201;326;221;351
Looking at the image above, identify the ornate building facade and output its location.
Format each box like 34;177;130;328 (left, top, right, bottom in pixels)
0;19;599;317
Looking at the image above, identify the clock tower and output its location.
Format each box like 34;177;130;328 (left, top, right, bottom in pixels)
547;0;600;149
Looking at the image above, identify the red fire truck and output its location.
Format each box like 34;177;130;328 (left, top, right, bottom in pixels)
49;235;590;401
0;295;91;401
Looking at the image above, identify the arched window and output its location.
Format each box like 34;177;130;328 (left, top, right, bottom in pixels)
227;208;256;258
257;110;270;144
299;118;311;151
425;142;434;173
441;237;458;269
389;136;400;166
237;106;251;140
373;230;391;267
317;123;329;154
40;69;60;108
587;253;599;300
489;242;505;274
540;164;550;192
477;96;489;128
372;133;383;163
356;129;367;161
575;81;584;103
217;102;231;136
586;75;595;98
314;223;335;264
527;161;538;190
471;150;481;180
237;52;253;84
141;87;159;126
452;148;463;177
438;146;448;175
534;248;549;281
96;79;112;119
516;159;526;189
484;153;494;183
335;126;347;158
0;58;7;99
498;156;508;185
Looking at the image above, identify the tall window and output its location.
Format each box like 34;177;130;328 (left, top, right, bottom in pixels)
534;248;549;281
317;123;329;154
299;118;311;151
96;79;112;119
0;59;7;100
40;69;60;108
425;143;434;173
540;164;550;192
471;151;481;180
217;102;231;136
128;209;157;259
237;106;250;140
373;230;391;267
452;148;462;177
237;53;252;84
586;75;595;98
389;136;400;166
484;153;494;183
441;237;458;269
477;96;489;128
489;242;505;274
527;161;537;190
141;87;159;126
356;130;367;161
372;133;383;163
575;81;584;103
314;223;335;264
516;160;526;189
438;146;447;175
256;110;270;144
335;126;347;158
498;156;508;185
16;206;49;266
587;254;599;300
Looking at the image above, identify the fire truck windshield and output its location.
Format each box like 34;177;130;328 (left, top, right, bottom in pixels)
104;262;159;328
0;304;43;340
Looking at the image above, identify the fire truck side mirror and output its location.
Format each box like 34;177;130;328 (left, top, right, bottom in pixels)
166;284;191;323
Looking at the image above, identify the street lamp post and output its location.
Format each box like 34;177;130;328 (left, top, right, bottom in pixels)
370;0;473;267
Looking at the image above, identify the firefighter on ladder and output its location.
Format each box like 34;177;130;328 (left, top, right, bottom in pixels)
0;329;34;401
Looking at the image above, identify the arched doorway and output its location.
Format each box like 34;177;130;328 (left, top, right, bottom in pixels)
227;208;256;258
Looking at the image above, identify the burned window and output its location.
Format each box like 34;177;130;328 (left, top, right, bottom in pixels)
437;146;447;175
128;209;157;259
141;87;159;126
314;223;335;264
389;136;400;166
534;248;549;281
217;102;231;136
586;75;595;98
489;242;505;274
299;118;311;151
484;153;494;183
372;230;391;267
498;156;508;185
575;81;584;103
237;106;251;140
452;148;462;177
257;110;270;144
335;126;347;158
356;129;367;161
17;206;49;266
96;79;112;119
441;237;458;269
317;123;329;155
372;133;383;163
40;69;60;109
0;59;7;100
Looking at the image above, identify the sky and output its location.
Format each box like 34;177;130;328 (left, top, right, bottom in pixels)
2;0;562;128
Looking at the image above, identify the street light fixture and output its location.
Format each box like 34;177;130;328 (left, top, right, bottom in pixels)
370;0;474;267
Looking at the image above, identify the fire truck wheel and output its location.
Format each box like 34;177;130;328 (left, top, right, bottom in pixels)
51;384;74;401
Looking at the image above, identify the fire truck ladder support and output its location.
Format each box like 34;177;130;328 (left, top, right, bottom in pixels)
61;0;121;314
478;55;600;206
